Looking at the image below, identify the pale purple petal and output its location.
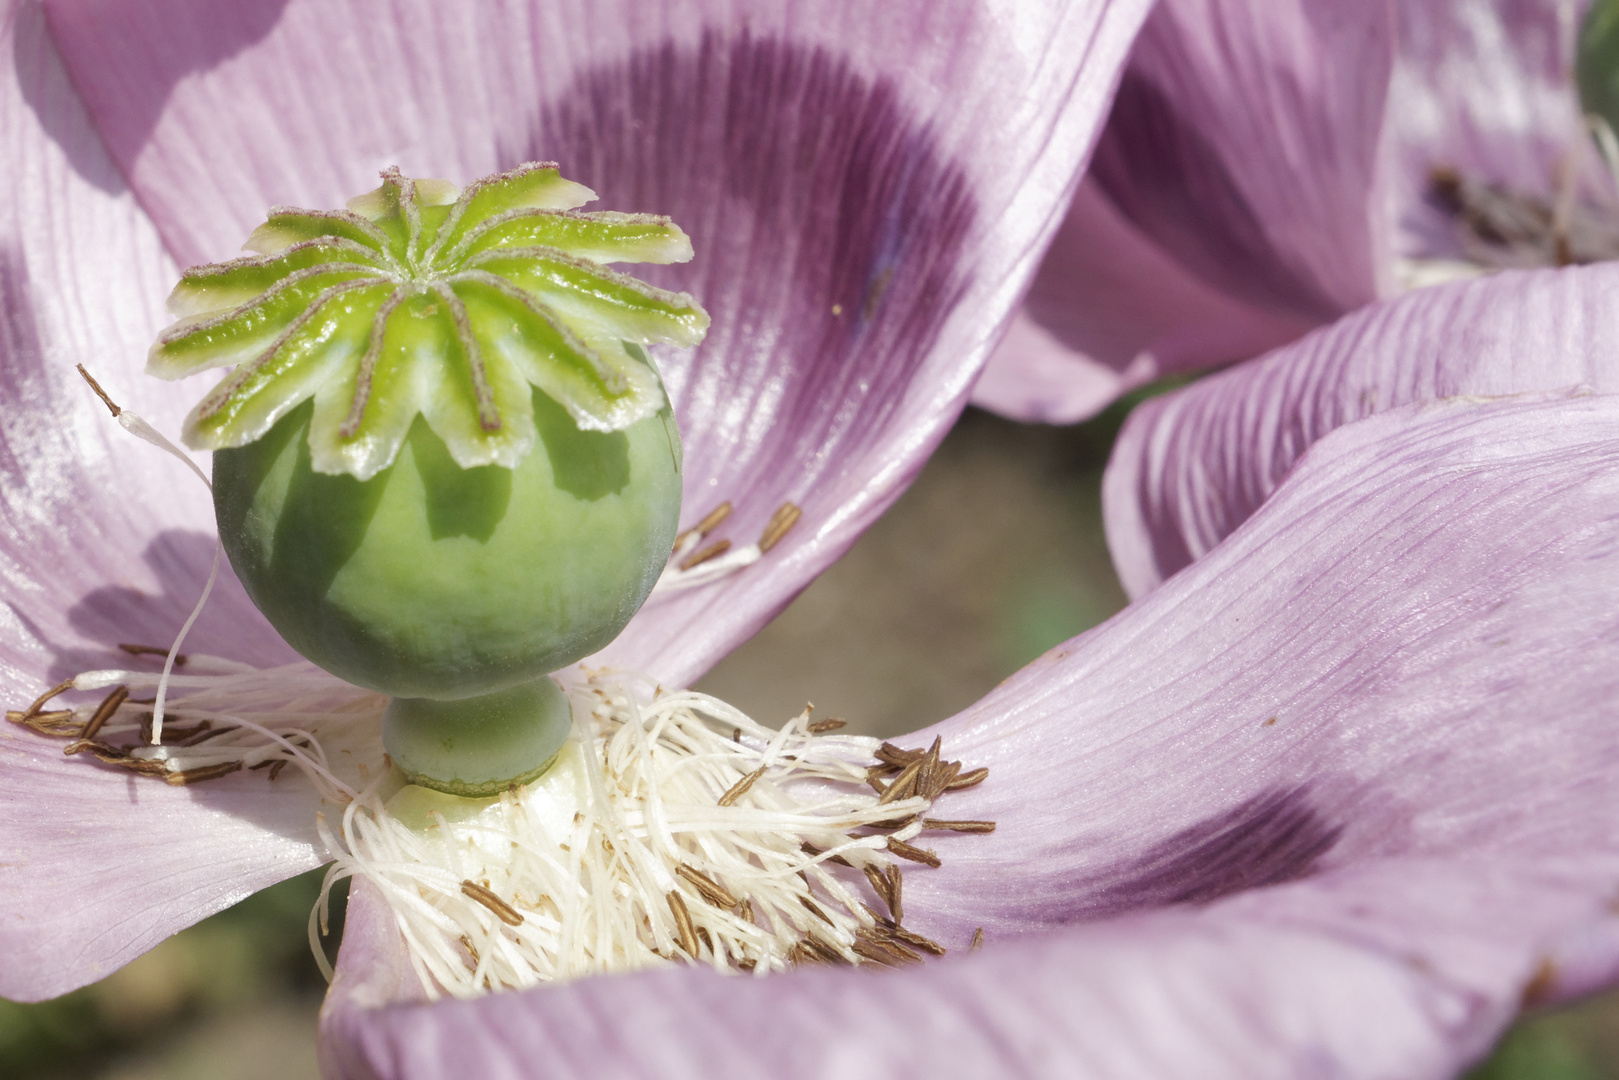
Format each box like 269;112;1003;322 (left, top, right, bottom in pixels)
45;0;1153;686
972;0;1393;423
1105;262;1619;596
0;4;321;1001
325;392;1619;1078
970;183;1317;423
1387;0;1612;261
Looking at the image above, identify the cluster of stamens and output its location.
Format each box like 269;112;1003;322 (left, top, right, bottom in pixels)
12;655;991;996
653;499;804;594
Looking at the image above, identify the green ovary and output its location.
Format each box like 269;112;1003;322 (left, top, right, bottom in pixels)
154;164;704;795
214;390;681;701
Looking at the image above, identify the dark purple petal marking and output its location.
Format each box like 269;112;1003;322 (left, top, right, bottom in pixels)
1090;72;1345;323
536;31;976;637
1077;787;1342;918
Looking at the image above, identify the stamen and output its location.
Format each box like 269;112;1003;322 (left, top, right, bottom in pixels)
679;539;732;571
80;686;128;742
717;766;765;807
946;767;989;791
757;502;802;553
653;500;803;594
676;864;740;909
167;761;244;786
119;643;188;665
806;718;846;734
673;501;732;550
970;927;985;951
18;679;73;720
461;881;526;927
667;890;701;957
16;655;994;998
885;837;941;868
921;819;997;833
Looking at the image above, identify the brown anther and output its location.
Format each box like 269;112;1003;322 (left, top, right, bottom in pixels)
921;819;997;833
737;898;756;926
11;710;81;737
800;896;834;926
867;814;919;831
945;766;989;791
679;538;732;571
717;766;765;807
851;938;901;967
863;864;894;912
64;738;122;759
865;773;889;797
878;756;925;805
460;880;525;927
666;890;700;957
887;866;904;923
886;837;940;867
858;927;923;965
267;760;287;781
80;685;129;743
674;501;733;549
876;742;922;768
117;643;188;665
970;928;985;952
76;365;121;417
676;864;739;909
20;679;74;721
915;736;942;797
178;722;226;746
798;935;848;966
758;502;802;553
166;761;244;786
806;718;846;734
921;760;963;799
884;923;946;957
695;925;714;954
801;841;853;868
737;957;758;972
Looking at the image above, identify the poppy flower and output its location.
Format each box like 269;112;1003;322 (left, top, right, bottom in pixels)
0;0;1146;1058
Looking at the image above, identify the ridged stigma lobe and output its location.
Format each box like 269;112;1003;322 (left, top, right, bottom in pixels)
147;162;710;480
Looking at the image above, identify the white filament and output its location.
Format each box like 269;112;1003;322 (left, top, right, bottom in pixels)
323;668;928;999
58;659;936;998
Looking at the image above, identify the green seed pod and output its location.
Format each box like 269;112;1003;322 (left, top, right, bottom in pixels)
150;164;707;795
